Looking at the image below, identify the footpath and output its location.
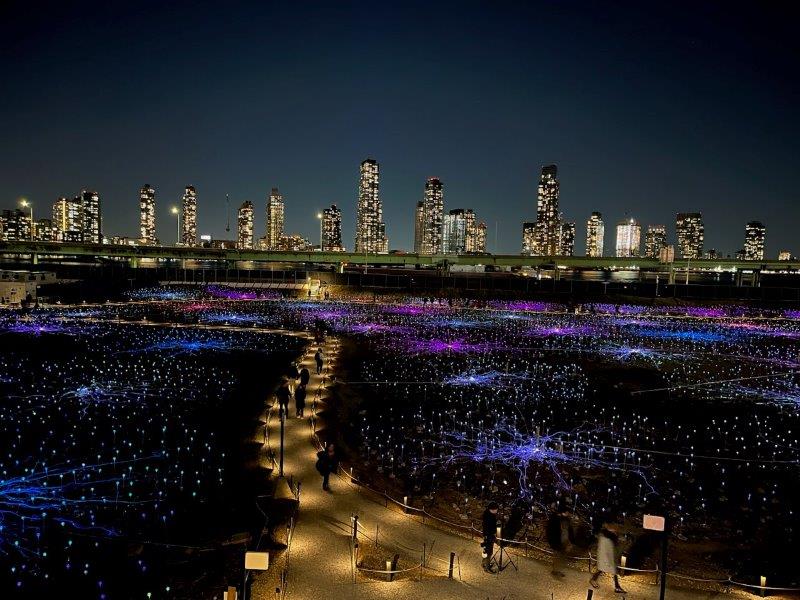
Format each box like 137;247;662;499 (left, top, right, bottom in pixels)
250;335;763;600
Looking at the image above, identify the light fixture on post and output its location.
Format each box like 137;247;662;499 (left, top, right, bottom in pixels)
170;206;180;245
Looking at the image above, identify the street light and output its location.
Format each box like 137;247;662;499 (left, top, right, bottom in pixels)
317;212;323;251
170;206;180;245
19;199;33;241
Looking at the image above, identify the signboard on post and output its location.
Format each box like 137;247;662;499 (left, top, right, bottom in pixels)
244;551;269;571
643;514;666;531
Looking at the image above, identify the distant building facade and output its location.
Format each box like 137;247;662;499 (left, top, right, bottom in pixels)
81;190;101;244
676;212;704;259
265;188;284;250
559;221;576;256
52;197;83;242
644;225;667;259
615;218;641;258
181;186;197;247
585;212;604;257
744;221;766;261
322;204;344;252
237;201;254;249
355;159;388;253
413;201;424;253
420;177;444;254
139;184;157;245
532;164;560;255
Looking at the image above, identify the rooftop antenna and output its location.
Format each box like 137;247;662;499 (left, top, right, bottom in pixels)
225;194;230;232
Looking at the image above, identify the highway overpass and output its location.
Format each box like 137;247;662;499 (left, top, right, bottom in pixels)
1;240;798;274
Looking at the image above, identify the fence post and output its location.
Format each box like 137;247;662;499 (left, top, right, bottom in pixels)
448;552;455;579
352;515;358;543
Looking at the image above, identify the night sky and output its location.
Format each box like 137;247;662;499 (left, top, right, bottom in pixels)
1;1;798;256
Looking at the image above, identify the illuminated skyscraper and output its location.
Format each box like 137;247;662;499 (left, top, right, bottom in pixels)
421;177;444;254
558;221;576;256
413;201;424;253
615;218;641;257
139;184;157;245
181;186;197;247
474;222;488;254
585;212;604;257
522;222;537;255
80;190;101;244
52;197;82;242
322;204;344;252
744;221;766;261
237;201;254;249
779;250;792;261
676;212;704;259
534;164;560;255
644;225;667;258
442;209;468;254
266;188;284;250
355;159;388;253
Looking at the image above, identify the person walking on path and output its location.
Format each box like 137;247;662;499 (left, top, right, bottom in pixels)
481;502;499;573
590;524;626;593
299;366;310;386
295;382;307;418
314;348;324;375
276;378;291;419
315;442;340;491
287;361;299;393
547;508;572;577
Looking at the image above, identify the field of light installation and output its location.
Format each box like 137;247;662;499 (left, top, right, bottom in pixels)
1;288;799;595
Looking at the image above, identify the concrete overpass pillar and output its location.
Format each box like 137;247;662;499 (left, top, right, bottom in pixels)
129;256;139;269
668;266;676;286
752;269;761;287
32;253;38;265
734;269;743;287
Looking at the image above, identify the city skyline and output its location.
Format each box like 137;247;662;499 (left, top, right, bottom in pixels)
0;163;785;259
1;2;797;257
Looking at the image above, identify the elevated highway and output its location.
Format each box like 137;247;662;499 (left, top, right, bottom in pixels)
1;241;798;277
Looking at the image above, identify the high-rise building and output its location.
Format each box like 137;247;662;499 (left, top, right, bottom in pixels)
265;188;284;250
463;209;476;253
475;222;488;254
559;222;576;256
237;201;254;249
744;221;766;261
52;197;82;242
322;204;344;252
644;225;667;259
181;186;197;247
413;201;424;253
615;218;641;258
585;212;604;257
442;209;468;254
778;250;792;261
522;222;537;255
0;209;31;241
81;190;101;244
676;212;704;259
355;159;388;253
139;184;157;245
420;177;444;254
35;218;55;241
533;164;560;255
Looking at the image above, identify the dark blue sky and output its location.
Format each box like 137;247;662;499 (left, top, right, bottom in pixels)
2;1;798;255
